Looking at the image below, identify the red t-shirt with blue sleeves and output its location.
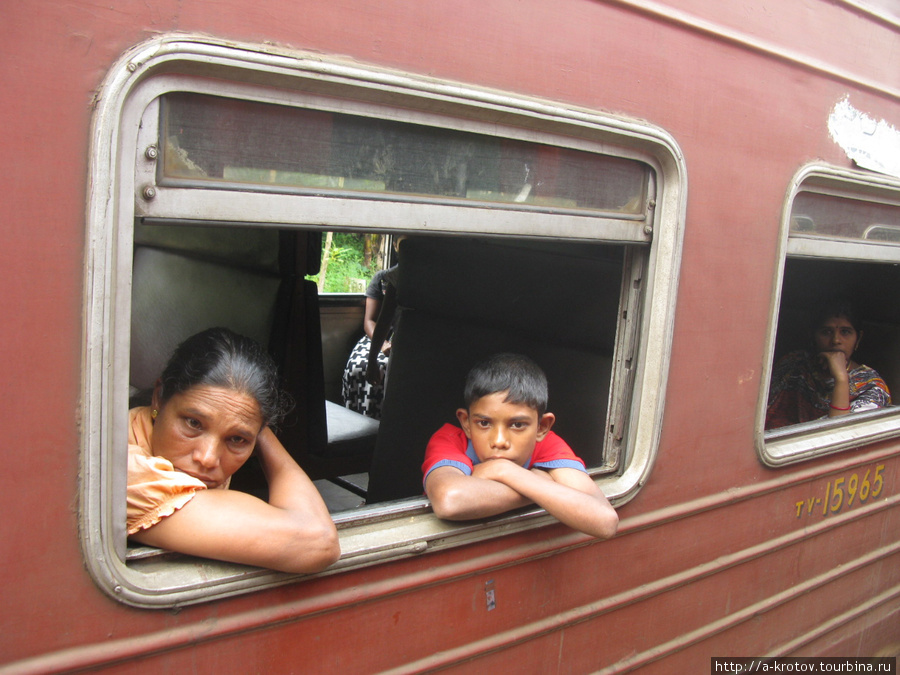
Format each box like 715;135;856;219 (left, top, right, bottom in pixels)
421;423;587;486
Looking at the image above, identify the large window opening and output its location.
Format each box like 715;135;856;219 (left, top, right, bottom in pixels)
83;37;684;606
127;223;630;517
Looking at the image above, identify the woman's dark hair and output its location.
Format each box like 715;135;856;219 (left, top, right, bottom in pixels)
158;327;290;427
811;298;862;334
464;353;549;416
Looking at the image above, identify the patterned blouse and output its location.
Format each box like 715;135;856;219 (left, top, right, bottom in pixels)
126;406;213;535
765;350;891;430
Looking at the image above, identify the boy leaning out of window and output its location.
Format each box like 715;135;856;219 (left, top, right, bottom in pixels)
422;353;618;539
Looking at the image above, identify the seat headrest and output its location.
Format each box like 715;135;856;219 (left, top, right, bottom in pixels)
396;236;623;351
135;223;281;272
129;246;281;392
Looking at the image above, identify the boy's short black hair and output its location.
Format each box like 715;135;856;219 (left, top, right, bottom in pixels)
463;353;548;416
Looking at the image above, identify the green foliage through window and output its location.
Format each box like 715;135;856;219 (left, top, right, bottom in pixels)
307;232;385;293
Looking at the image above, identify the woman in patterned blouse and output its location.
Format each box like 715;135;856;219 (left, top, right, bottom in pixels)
766;300;891;430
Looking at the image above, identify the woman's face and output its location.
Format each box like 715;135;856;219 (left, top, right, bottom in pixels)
150;385;264;489
813;315;861;362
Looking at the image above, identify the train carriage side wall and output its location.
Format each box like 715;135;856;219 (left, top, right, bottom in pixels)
1;0;898;671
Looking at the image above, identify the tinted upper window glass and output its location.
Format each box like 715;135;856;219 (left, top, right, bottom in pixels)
161;93;648;215
791;191;900;242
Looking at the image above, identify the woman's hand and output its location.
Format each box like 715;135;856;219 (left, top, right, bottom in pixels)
253;426;296;480
819;349;850;381
819;350;852;417
365;356;384;386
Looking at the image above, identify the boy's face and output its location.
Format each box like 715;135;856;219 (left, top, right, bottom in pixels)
457;391;555;467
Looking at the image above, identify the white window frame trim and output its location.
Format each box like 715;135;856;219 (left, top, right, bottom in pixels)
82;35;686;607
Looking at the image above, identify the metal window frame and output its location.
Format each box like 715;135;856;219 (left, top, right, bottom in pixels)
82;35;686;607
757;164;900;467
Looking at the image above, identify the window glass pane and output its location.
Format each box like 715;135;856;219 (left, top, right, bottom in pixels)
161;93;647;215
790;191;900;242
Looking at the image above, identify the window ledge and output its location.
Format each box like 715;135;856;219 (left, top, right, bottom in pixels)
760;406;900;467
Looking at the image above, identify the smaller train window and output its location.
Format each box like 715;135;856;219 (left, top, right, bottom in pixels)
759;165;900;466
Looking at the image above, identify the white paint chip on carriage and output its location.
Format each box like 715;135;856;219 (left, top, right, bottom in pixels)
828;97;900;180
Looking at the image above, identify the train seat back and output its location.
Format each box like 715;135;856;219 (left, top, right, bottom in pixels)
366;236;620;503
129;225;285;400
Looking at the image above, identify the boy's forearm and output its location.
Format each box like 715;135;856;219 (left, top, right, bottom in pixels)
444;481;532;519
491;466;618;539
427;470;532;520
427;463;617;538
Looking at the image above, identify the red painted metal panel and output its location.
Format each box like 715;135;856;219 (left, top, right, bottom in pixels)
1;0;898;672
